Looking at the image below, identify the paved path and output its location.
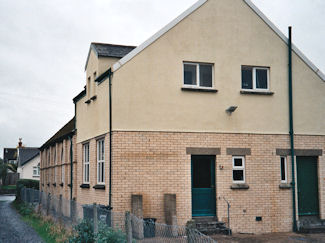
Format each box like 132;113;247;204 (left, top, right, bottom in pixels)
0;195;43;243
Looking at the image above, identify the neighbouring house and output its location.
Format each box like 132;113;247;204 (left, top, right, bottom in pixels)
17;147;40;180
40;0;325;234
3;148;18;167
40;118;76;200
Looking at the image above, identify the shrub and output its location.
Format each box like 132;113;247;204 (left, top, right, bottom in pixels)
68;220;131;243
96;222;129;243
68;219;95;243
16;179;39;200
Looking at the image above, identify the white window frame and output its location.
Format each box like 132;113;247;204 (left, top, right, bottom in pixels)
232;156;245;184
241;66;270;91
97;139;105;184
183;62;214;88
280;156;287;183
33;166;40;177
83;143;90;184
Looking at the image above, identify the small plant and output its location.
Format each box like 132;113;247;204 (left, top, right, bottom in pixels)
96;222;129;243
68;219;95;243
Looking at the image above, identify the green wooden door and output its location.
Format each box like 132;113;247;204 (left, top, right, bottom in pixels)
191;155;216;216
297;156;319;216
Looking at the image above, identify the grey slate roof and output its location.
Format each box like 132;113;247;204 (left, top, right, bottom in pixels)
85;42;136;71
92;43;136;58
18;148;39;166
3;148;17;163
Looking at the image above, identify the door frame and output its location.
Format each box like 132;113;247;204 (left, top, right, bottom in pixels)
191;155;216;217
296;156;320;217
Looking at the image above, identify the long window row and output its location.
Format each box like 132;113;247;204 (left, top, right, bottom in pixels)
83;139;105;185
183;62;270;91
232;156;287;184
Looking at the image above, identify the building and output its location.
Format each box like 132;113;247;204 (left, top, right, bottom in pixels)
17;147;40;180
40;0;325;234
40;118;76;200
3;148;18;166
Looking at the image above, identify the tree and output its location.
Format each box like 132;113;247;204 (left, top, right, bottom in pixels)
0;163;8;185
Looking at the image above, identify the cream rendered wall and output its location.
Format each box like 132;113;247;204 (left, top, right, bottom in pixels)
19;155;40;180
77;49;118;143
110;0;324;135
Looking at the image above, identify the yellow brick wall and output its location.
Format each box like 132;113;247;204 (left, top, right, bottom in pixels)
51;131;324;234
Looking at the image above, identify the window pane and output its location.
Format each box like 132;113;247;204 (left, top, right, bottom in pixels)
234;158;243;167
242;67;252;89
256;69;268;89
193;157;211;188
184;64;197;85
200;64;212;87
281;157;286;181
233;170;244;181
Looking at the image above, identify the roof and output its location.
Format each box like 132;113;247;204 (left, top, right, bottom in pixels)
40;118;75;150
3;148;17;163
85;43;136;71
73;88;86;103
111;0;325;82
18;148;39;166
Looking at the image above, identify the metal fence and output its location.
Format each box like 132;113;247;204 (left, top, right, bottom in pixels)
20;188;216;243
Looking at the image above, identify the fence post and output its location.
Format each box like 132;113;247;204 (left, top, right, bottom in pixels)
58;195;63;224
70;198;76;224
93;203;98;234
125;211;132;243
47;193;51;216
131;194;144;240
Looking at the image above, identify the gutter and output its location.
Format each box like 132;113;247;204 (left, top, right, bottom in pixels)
69;134;74;200
288;26;297;232
108;68;113;208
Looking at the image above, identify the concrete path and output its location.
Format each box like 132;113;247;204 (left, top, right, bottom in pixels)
0;195;44;243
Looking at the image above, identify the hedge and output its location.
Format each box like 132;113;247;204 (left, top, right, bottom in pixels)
16;179;40;200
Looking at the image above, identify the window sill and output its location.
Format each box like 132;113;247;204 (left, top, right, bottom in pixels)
240;90;274;95
279;183;291;189
80;184;90;189
181;86;218;93
230;183;249;190
93;184;105;190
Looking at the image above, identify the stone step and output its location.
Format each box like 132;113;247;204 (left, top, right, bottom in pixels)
299;225;325;233
193;217;231;235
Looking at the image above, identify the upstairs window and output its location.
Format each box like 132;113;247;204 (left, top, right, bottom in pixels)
242;66;269;90
33;165;40;177
184;62;213;88
232;156;245;183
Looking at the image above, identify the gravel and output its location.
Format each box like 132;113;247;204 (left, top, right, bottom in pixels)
0;195;44;243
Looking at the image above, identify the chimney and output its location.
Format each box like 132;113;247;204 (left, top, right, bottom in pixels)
18;138;22;148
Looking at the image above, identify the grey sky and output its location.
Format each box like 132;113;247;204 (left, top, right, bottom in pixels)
0;0;324;157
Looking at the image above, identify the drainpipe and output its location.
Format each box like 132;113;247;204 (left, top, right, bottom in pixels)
69;135;73;200
288;26;297;232
108;68;113;208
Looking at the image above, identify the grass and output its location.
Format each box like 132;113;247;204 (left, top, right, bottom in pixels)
12;200;71;243
1;185;16;190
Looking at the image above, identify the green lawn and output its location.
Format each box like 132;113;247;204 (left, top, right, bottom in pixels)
12;200;70;243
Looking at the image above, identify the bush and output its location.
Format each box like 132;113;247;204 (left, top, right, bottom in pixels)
16;179;39;201
96;223;129;243
68;219;95;243
68;220;131;243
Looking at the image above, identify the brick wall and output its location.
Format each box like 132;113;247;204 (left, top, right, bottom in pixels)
71;131;324;233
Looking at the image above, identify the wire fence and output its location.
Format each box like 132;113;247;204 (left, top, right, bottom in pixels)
20;187;216;243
